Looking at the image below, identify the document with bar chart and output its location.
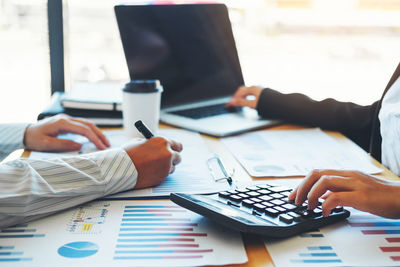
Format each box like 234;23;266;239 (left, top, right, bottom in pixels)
265;207;400;266
0;200;247;266
223;128;382;177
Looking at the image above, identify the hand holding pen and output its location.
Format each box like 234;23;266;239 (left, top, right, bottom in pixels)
122;120;183;189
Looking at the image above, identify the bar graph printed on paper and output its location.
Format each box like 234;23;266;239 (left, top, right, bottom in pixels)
290;246;341;264
114;205;214;261
267;208;400;266
0;224;44;262
0;200;247;266
348;215;400;263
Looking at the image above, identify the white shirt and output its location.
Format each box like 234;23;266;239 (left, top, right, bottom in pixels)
0;124;138;229
0;123;28;161
379;76;400;176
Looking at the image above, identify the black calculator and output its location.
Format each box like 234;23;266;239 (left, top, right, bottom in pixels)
170;183;350;238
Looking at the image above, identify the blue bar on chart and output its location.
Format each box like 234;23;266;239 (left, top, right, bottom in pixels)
0;224;43;262
114;205;214;261
151;176;213;194
0;245;32;262
290;245;342;264
349;221;400;227
0;224;44;239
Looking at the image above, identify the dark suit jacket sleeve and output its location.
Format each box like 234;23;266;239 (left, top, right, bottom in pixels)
256;88;379;152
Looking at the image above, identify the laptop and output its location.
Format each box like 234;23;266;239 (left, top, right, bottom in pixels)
115;4;278;137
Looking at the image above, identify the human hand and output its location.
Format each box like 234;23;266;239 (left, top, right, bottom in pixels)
24;114;110;152
226;85;263;109
124;137;183;189
288;170;400;218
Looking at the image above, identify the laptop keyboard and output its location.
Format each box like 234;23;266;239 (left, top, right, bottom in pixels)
169;103;242;119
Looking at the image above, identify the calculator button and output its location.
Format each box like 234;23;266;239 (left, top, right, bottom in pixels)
259;195;273;202
332;206;344;213
237;193;250;199
256;184;272;189
313;208;323;216
281;191;291;197
249;198;262;203
235;188;249;193
246;186;259;191
229;194;243;203
253;203;266;211
261;202;274;208
270;199;285;206
270;193;285;199
257;189;271;195
274;206;287;213
247;191;261;197
242;199;255;207
287;211;302;222
300;210;313;218
269;186;292;193
218;191;231;198
265;208;280;217
282;203;298;211
279;214;294;224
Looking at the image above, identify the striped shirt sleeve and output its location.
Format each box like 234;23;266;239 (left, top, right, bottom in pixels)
0;148;138;229
0;124;29;162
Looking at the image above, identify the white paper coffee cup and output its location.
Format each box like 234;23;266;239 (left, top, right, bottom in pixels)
122;80;163;138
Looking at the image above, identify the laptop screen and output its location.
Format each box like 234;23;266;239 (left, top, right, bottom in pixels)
115;4;244;108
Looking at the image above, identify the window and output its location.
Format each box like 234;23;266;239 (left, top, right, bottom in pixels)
1;0;399;124
0;0;50;123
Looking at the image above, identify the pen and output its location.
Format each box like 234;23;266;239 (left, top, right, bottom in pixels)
134;120;154;139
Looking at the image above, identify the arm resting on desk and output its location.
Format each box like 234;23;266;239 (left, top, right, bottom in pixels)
0;124;29;162
256;88;379;153
0;148;137;229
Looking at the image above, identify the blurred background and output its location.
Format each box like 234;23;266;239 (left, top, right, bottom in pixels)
1;0;400;123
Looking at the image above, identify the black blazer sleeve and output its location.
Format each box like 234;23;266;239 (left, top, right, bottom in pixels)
256;88;379;153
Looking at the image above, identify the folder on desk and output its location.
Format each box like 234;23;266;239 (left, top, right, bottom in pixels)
37;91;123;127
60;82;123;111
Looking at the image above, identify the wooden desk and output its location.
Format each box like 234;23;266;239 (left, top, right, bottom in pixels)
196;124;398;267
15;124;398;267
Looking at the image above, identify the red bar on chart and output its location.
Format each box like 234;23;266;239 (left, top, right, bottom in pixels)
380;247;400;252
386;238;400;243
391;256;400;261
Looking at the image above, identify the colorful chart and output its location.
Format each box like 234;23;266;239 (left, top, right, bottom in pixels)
66;202;110;234
58;242;99;258
348;214;400;263
266;207;400;266
114;205;214;261
0;200;247;266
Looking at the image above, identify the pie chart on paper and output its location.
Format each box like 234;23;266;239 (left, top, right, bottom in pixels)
58;241;99;258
